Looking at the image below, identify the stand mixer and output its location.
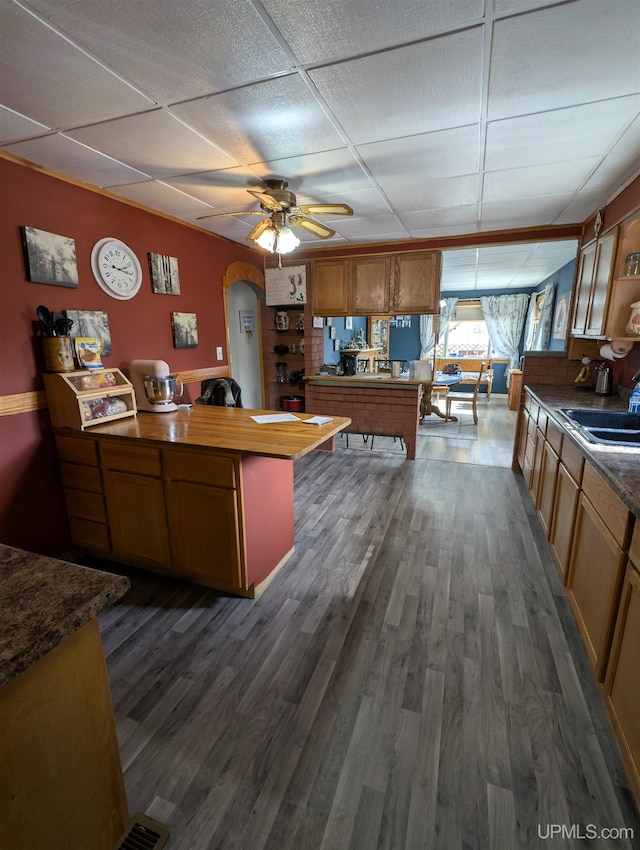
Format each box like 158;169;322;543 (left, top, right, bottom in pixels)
129;359;182;412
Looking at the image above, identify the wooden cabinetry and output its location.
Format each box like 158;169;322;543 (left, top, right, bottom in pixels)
311;250;441;316
549;437;584;583
604;524;640;803
604;216;640;340
507;369;523;410
43;368;136;430
566;462;633;680
536;419;562;537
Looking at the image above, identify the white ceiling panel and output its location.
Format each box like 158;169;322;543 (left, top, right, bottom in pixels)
261;0;484;65
308;29;484;145
488;0;640;120
3;134;150;186
1;0;638;290
0;105;49;144
23;0;294;104
171;75;346;166
66;110;237;179
0;0;154;128
356;125;480;185
485;96;640;172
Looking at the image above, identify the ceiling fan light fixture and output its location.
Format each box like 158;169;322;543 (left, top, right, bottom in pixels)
256;226;276;252
275;226;300;254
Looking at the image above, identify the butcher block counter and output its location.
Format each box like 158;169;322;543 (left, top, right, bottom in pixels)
0;545;130;849
53;405;350;597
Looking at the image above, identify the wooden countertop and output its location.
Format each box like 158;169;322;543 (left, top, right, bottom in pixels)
71;405;351;461
0;545;129;687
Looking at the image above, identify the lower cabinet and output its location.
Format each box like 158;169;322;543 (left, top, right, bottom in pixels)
604;526;640;801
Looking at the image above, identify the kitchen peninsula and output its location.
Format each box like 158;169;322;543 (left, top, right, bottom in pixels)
305;374;424;459
0;545;130;850
54;405;350;596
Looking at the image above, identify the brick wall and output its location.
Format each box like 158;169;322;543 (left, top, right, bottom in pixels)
306;382;421;459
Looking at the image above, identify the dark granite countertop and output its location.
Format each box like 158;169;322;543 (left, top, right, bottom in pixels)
0;545;130;688
525;384;640;519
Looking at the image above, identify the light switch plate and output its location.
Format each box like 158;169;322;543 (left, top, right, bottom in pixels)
216;346;223;360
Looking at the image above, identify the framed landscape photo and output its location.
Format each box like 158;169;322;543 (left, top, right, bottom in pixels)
64;309;112;355
171;312;198;348
22;226;79;287
148;252;180;294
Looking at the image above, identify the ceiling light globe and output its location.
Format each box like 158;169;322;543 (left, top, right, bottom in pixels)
276;227;300;254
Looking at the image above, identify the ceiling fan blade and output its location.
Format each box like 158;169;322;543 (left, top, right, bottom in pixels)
246;190;284;211
298;203;353;217
291;216;335;239
196;210;263;220
246;217;272;243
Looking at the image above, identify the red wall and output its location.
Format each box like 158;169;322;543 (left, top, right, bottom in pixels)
0;156;260;554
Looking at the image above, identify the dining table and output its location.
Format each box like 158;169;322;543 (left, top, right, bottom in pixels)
419;372;462;421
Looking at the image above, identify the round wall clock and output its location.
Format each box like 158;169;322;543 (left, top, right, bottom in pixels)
91;237;143;300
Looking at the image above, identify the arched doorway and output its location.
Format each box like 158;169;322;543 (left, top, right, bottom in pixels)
223;262;265;409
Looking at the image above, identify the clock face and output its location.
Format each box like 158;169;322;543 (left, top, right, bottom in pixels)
91;238;142;299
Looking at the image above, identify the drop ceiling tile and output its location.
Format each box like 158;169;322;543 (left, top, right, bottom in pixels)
400;204;479;231
66;110;236;179
442;249;478;266
164;167;268;211
356;125;480;184
252;149;375;195
308;28;484;145
171;75;346;166
3;133;151;186
610;114;640;154
0;1;154;128
409;224;477;241
488;1;640;120
107;180;215;217
483;158;600;203
334;214;408;239
0;106;50;144
480;195;568;225
386;175;481;213
262;0;484;64
581;154;640;194
485;96;640;171
298;187;392;217
24;0;294;104
554;190;611;225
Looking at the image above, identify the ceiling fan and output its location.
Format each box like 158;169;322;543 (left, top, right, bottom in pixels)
196;178;353;249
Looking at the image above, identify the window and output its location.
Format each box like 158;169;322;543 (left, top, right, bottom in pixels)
436;301;491;357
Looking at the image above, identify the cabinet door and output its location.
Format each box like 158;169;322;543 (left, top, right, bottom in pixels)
549;462;580;584
537;439;560;536
165;480;243;590
103;471;170;570
311;259;348;315
566;492;626;680
350;257;391;314
585;228;618;336
528;425;545;503
604;564;640;802
391;252;440;313
571;242;596;335
516;406;529;473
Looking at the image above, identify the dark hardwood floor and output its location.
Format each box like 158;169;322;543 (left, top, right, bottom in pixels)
95;397;639;849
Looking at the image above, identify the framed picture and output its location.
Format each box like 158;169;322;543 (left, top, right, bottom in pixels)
171;312;198;348
345;316;353;330
333;339;340;351
64;309;112;355
313;316;324;329
264;264;306;305
239;310;254;333
148;252;180;294
553;292;569;339
329;326;336;339
22;226;79;287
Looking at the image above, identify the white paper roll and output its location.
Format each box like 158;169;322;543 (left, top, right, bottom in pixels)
611;339;633;355
600;344;616;361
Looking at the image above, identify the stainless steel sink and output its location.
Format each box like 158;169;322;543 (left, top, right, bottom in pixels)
559;408;640;447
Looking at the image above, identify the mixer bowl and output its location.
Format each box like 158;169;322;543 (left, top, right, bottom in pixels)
143;375;181;404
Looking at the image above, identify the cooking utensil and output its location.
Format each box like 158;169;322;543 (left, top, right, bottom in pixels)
53;313;74;335
36;305;55;336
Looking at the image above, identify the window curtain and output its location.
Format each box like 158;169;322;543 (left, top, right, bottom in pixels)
419;298;458;358
523;281;557;351
479;293;530;381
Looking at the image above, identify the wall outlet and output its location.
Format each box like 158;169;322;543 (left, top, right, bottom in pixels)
216;346;223;360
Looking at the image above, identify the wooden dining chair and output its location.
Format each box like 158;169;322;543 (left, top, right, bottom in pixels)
445;363;485;424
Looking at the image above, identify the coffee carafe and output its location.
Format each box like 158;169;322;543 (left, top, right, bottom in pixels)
594;362;613;396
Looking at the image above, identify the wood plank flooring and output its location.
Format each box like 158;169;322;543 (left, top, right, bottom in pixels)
94;397;639;849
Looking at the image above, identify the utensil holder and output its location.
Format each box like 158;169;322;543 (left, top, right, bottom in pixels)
42;336;74;372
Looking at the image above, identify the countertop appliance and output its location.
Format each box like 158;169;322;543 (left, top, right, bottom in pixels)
129;359;181;412
594;362;613;396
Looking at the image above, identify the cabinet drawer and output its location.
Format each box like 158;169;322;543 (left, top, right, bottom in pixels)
545;419;563;455
582;463;632;547
537;408;548;438
64;488;107;523
560;437;584;484
56;435;99;466
68;516;111;552
630;521;640;568
60;462;103;494
163;449;236;488
100;443;162;476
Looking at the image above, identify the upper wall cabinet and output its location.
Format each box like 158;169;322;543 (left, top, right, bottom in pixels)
311;250;441;316
571;209;640;340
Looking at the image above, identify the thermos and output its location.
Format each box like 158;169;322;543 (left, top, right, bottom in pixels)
594;362;613;395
